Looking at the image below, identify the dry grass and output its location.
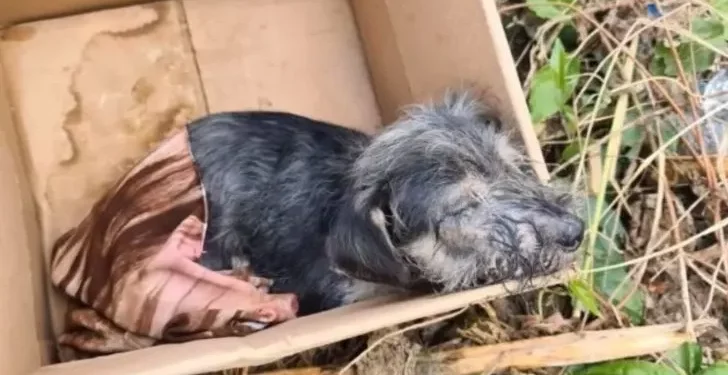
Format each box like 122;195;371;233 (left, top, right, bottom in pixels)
214;1;728;374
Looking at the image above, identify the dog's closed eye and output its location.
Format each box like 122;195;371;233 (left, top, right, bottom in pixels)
450;201;479;217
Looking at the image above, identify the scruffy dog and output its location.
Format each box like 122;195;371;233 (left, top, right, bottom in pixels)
191;91;585;316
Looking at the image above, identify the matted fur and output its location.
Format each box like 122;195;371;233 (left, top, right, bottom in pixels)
190;90;586;316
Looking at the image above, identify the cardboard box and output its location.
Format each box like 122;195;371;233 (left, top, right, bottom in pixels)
0;1;561;374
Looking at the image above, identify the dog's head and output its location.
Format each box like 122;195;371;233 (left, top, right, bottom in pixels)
326;91;585;293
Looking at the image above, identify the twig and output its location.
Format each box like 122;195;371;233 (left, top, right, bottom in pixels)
652;8;718;329
689;244;726;263
635;182;715;269
687;259;728;298
613;102;668;316
568;3;720;186
570;4;694;190
253;320;718;375
587;145;601;195
668;191;696;337
585;213;728;274
497;0;637;15
337;307;468;374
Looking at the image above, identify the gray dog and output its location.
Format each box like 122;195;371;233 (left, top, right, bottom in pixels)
189;90;585;316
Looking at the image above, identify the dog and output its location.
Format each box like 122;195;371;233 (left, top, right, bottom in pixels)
189;90;585;316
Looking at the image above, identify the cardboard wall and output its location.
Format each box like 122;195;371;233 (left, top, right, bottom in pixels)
0;0;151;26
183;0;382;133
0;0;552;374
0;62;51;374
0;0;208;340
351;0;548;181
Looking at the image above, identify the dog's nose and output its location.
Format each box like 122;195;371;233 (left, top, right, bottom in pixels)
556;216;585;252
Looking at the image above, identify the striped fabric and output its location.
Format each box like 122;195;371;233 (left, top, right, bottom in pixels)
49;129;298;359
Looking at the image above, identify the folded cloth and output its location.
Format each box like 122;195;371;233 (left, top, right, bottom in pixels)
49;128;299;359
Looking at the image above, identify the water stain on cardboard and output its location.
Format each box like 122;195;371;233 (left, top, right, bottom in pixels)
45;1;206;227
58;1;168;166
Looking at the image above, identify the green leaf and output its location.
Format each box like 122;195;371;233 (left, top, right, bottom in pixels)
697;362;728;375
619;112;645;170
652;41;717;77
549;38;568;71
549;39;581;99
691;18;725;40
571;360;680;375
622;126;645;159
560;140;582;163
526;0;576;19
651;44;670;76
580;197;645;324
714;0;728;17
566;364;590;375
529;67;563;123
581;197;627;240
579;93;613;119
528;39;581;124
562;106;579;137
665;342;703;375
568;279;602;317
660;118;682;154
682;42;718;73
592;234;645;324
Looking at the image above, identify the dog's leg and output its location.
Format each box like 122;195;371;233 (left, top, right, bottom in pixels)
218;256;273;293
147;215;281;298
133;215;298;337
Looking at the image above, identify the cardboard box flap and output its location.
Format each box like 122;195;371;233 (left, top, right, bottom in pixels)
32;269;573;375
351;0;549;182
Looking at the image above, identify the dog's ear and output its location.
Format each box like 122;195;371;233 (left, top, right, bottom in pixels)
325;189;416;287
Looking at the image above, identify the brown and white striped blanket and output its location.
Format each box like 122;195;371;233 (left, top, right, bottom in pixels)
49;129;299;360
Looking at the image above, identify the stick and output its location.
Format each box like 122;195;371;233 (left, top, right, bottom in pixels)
337;307;468;374
251;319;717;375
435;319;715;373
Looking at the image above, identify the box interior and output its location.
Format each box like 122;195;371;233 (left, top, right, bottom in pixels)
0;1;551;374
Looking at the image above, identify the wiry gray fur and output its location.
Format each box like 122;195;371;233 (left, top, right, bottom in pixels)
330;90;584;295
188;90;585;316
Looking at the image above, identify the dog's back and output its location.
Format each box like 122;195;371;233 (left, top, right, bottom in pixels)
187;111;370;315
